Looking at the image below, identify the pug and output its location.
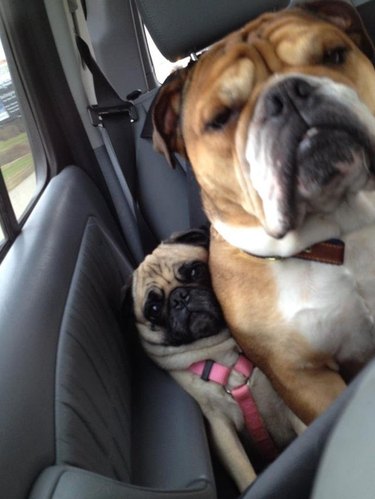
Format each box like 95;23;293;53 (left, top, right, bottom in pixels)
124;229;305;492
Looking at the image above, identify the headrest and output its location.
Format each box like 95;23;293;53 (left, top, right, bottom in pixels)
136;0;289;61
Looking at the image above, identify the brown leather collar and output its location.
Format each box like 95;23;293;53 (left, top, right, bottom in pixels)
294;239;345;265
244;239;345;265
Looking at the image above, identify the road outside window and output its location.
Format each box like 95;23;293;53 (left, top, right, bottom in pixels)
0;40;37;221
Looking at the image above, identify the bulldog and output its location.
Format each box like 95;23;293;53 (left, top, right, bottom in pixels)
151;0;375;424
125;229;304;492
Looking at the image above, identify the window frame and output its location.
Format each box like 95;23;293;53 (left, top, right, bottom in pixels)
0;172;19;251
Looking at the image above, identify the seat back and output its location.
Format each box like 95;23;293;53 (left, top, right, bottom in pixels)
136;0;288;61
0;166;216;498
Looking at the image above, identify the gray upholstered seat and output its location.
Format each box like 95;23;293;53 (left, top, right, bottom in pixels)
0;166;215;499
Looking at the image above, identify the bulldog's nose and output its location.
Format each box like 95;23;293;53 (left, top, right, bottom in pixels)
265;77;315;118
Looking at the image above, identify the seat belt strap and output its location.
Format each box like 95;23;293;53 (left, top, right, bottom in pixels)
76;36;138;197
76;35;158;254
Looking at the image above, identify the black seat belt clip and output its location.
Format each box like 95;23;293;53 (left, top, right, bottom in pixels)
88;102;138;127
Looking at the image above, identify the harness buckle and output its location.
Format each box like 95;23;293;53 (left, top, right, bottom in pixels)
224;377;250;397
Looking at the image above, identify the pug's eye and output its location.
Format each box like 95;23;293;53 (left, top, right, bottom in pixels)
145;290;164;323
149;303;162;320
188;266;202;280
179;261;209;283
205;107;237;132
322;46;348;65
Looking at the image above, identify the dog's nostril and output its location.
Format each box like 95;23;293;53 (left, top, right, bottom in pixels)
173;299;182;309
176;289;190;302
172;290;190;308
265;94;284;117
292;79;313;99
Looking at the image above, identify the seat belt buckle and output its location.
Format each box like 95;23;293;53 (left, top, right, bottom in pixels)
88;102;138;127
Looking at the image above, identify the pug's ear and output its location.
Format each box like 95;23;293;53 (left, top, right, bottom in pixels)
120;276;134;322
152;66;191;168
165;227;210;249
291;0;374;61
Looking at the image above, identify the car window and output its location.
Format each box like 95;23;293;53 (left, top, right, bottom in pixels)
0;36;46;259
145;28;189;83
0;41;38;220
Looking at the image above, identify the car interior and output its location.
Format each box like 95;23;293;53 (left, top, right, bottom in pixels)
1;0;375;498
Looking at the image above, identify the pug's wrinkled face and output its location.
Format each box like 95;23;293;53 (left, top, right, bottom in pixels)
132;241;225;347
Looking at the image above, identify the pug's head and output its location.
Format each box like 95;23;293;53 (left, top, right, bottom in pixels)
125;228;226;348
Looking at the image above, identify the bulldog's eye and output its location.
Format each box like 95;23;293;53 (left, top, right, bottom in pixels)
145;290;164;323
206;107;236;131
322;46;348;65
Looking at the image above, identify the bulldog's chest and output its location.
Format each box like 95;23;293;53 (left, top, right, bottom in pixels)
274;225;375;363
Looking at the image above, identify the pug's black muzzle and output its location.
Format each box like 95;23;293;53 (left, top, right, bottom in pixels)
166;286;225;346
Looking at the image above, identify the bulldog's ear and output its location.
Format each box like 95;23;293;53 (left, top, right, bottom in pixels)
164;227;210;249
152;66;191;168
291;0;374;61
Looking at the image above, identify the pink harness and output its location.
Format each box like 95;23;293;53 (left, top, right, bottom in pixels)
189;354;279;461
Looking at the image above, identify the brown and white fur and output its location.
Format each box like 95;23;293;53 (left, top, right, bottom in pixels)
151;1;375;424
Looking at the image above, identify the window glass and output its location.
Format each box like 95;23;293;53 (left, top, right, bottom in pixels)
0;223;4;245
0;40;37;220
145;28;190;83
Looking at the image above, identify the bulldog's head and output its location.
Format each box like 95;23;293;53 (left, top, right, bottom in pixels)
153;1;375;255
126;229;226;348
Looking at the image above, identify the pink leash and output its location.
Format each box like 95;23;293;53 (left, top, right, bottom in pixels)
189;354;279;461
